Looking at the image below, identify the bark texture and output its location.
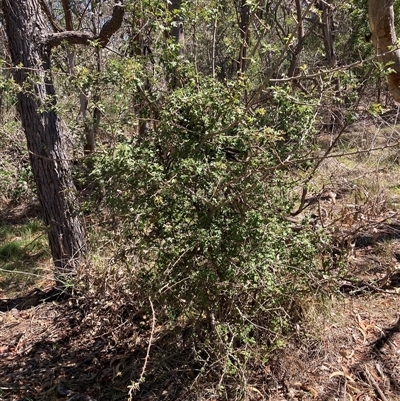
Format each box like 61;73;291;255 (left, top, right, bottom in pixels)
318;0;336;68
369;0;400;103
3;0;87;275
98;2;125;47
168;0;185;50
237;0;250;74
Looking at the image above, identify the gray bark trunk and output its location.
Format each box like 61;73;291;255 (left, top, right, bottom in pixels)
288;0;304;78
168;0;185;51
237;0;250;74
318;0;336;68
2;0;87;277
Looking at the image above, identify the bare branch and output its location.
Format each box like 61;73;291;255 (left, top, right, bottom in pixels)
45;2;124;49
46;31;93;48
39;0;63;33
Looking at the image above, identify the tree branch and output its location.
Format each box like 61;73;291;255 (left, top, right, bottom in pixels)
46;31;94;48
45;1;124;49
39;0;63;33
98;2;125;48
61;0;74;31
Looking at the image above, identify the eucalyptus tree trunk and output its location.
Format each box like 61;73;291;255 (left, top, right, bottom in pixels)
3;0;124;279
2;0;87;277
168;0;185;51
237;0;250;74
318;0;336;68
368;0;400;104
287;0;304;79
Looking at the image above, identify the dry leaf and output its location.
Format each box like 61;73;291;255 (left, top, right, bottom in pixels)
329;371;355;382
304;385;318;398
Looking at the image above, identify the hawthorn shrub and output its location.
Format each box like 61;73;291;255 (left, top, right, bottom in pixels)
90;76;330;392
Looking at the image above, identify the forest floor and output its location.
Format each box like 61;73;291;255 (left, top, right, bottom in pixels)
2;123;400;401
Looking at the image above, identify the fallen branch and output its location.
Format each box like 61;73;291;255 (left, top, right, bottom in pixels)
364;367;389;401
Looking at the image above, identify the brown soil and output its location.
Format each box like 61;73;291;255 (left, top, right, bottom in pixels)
0;289;199;401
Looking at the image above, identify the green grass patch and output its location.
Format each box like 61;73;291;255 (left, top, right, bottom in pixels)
0;219;51;294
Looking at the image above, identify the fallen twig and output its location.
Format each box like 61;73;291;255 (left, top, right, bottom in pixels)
364;367;389;401
128;297;156;400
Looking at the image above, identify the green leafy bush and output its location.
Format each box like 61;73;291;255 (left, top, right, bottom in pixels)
91;76;328;392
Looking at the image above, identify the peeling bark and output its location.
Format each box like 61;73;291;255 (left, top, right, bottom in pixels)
369;0;400;103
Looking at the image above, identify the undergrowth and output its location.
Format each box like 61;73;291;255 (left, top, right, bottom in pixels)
85;76;336;398
0;220;50;293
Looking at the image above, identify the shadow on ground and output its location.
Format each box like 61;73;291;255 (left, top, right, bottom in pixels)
0;201;42;226
0;294;200;401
